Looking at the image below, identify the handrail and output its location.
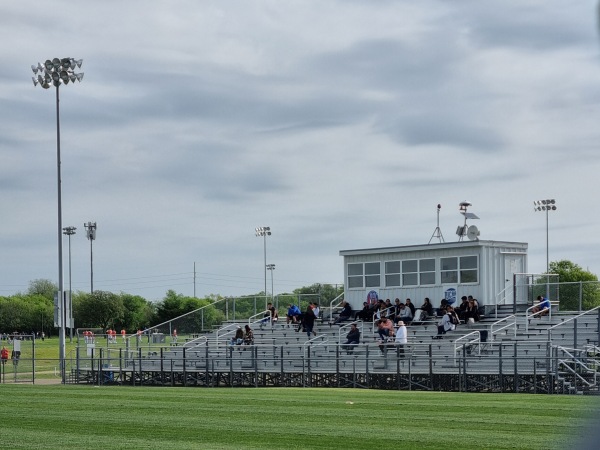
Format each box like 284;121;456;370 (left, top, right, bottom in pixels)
494;285;513;319
215;323;242;348
249;310;270;327
453;331;481;364
547;306;600;341
490;315;517;342
303;334;329;357
125;296;227;339
525;301;559;332
557;360;597;387
326;292;345;321
182;335;207;348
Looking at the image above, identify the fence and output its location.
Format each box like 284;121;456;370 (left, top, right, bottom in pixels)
67;340;600;394
0;334;36;384
524;280;600;312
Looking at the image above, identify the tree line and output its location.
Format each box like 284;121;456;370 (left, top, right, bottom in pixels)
0;279;343;336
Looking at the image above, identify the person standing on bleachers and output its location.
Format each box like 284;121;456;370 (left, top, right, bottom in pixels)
311;302;320;320
301;304;317;338
394;321;408;357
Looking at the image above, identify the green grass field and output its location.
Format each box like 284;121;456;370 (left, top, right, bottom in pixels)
0;385;597;449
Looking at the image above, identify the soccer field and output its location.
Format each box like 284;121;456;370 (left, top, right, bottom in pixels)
0;385;597;449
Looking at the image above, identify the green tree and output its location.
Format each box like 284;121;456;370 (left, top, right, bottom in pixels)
74;290;124;330
118;293;154;332
0;294;52;334
154;290;224;333
27;279;57;301
292;283;344;309
547;260;600;310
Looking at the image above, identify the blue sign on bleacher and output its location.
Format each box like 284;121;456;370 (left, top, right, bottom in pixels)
366;290;379;305
444;288;457;305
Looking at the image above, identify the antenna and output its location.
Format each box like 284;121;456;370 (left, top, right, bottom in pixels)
456;201;480;241
428;204;445;244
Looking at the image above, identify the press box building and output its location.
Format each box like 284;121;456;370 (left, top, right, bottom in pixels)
339;240;528;312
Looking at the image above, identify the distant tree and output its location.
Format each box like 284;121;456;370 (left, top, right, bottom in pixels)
292;283;344;308
0;294;52;334
27;279;57;301
546;260;600;310
153;290;223;333
118;293;154;332
74;290;124;330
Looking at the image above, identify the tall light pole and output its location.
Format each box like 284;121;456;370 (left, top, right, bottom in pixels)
32;57;83;384
266;264;276;303
533;199;557;274
84;221;97;293
255;226;271;308
63;226;76;342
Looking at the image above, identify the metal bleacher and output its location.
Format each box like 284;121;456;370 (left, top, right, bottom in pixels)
72;305;600;394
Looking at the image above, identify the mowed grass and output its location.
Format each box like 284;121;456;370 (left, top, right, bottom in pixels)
0;385;597;449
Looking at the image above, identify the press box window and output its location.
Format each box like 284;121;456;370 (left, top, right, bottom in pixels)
347;263;363;288
365;262;381;288
385;261;400;287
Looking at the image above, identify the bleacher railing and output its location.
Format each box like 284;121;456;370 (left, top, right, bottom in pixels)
453;331;481;365
547;306;600;347
490;315;517;342
525;301;560;332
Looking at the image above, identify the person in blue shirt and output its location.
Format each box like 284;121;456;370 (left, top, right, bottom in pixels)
286;304;302;325
532;296;551;317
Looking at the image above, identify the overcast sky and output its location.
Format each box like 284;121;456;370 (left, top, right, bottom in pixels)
1;1;599;302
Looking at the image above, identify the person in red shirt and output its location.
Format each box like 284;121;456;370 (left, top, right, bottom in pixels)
1;346;8;364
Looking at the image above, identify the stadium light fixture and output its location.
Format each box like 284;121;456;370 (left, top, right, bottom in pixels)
32;57;84;384
533;199;557;274
255;227;271;309
266;264;276;302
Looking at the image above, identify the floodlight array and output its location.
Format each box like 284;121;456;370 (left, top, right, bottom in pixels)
255;226;271;237
31;57;83;89
533;199;557;211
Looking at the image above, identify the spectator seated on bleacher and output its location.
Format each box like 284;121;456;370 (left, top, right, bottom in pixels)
405;299;416;319
260;303;278;329
418;298;434;320
341;323;360;354
286;304;302;325
354;302;372;322
395;303;413;325
333;301;353;325
436;306;459;338
464;299;480;326
457;296;469;321
531;296;551;317
230;326;244;346
243;325;254;345
377;317;395;340
437;298;449;316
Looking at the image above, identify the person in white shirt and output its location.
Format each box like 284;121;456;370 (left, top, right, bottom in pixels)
394;321;408;357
